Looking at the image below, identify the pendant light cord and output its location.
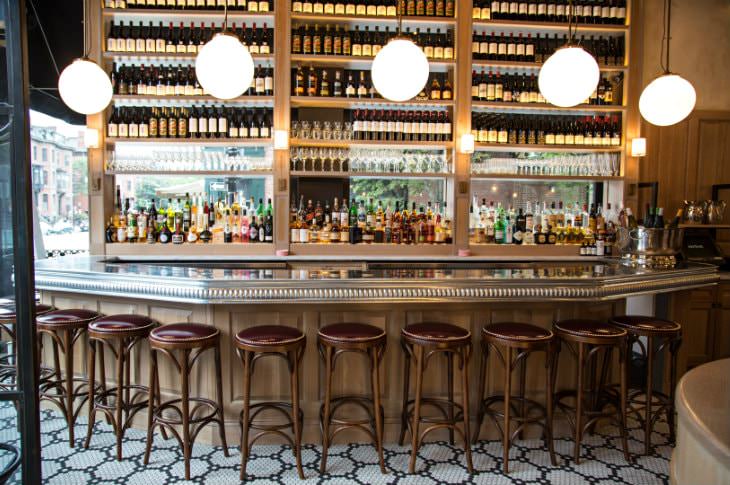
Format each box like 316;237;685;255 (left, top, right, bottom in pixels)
222;3;229;32
83;0;91;57
567;0;579;45
660;0;671;73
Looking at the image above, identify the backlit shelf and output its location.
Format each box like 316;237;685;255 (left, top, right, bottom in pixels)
102;51;274;63
112;95;274;106
106;137;273;146
290;96;453;108
470;173;622;181
290;171;451;178
473;142;622;153
471;101;626;114
106;170;272;176
102;8;275;21
471;18;628;33
290;12;456;27
290;138;453;149
472;59;627;72
290;54;455;71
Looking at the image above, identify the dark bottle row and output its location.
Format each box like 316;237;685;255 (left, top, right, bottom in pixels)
104;0;273;12
106;21;273;54
472;31;624;66
471;113;622;146
292;24;454;59
292;0;454;17
107;106;273;139
111;63;274;97
472;0;627;25
471;70;621;105
293;66;452;100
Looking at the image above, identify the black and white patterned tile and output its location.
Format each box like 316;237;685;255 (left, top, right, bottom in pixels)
0;405;670;484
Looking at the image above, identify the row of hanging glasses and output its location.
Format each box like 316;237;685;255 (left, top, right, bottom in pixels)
105;146;274;173
289;147;451;174
471;152;621;177
291;120;353;141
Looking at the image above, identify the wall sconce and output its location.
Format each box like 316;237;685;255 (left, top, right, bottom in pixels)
459;133;475;154
84;128;100;149
274;129;289;150
631;137;647;157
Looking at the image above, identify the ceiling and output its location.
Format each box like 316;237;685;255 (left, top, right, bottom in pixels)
26;0;84;124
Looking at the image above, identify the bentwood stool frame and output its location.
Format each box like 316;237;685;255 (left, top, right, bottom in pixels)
553;319;631;464
83;314;163;460
143;323;229;480
473;323;558;473
609;315;682;454
399;322;474;474
0;303;54;390
37;309;104;447
235;325;306;480
318;323;387;475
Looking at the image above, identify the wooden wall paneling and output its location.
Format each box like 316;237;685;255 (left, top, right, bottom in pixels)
689;112;730;200
274;0;293;251
623;0;642;211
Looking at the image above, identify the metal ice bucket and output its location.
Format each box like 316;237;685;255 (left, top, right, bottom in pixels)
616;227;685;257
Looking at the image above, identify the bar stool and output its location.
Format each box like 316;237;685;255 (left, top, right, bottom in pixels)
37;308;103;447
473;323;558;473
0;303;54;389
235;325;306;480
143;323;229;480
83;314;160;460
553;319;631;464
399;322;473;474
609;315;682;454
318;323;387;475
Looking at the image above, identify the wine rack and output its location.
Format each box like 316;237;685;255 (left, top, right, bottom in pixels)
88;0;638;257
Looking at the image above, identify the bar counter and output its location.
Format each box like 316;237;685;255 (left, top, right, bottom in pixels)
34;256;719;445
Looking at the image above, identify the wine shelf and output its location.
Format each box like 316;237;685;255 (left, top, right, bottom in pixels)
290;138;453;149
290;54;455;71
471;18;629;33
471;101;626;114
471;59;627;72
290;171;451;178
112;95;275;106
470;174;623;181
105;170;273;176
678;224;730;229
106;137;273;146
290;242;454;257
102;52;274;63
290;12;456;27
102;8;275;22
473;142;622;153
290;96;453;109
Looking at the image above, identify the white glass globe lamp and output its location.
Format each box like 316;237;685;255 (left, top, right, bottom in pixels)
58;58;113;115
538;46;600;108
371;38;429;102
195;32;255;100
639;73;696;126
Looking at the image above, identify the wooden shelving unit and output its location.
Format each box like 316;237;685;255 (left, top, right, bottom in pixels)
88;0;638;258
106;170;273;176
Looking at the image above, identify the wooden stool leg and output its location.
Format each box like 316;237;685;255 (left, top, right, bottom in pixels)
667;337;681;443
461;345;473;474
83;339;97;450
447;352;455;445
181;349;191;481
291;349;305;480
574;343;585;464
143;348;157;466
503;346;513;474
319;345;334;474
545;344;557;466
214;342;229;456
619;341;631;462
398;343;411;446
408;345;424;474
518;353;527;440
239;350;252;480
63;328;75;447
472;340;488;444
51;336;62;386
98;343;108;421
115;338;125;460
371;346;386;474
644;336;654;455
124;340;131;425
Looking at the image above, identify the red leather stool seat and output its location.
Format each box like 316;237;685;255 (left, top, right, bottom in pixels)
37;309;102;329
609;315;681;335
554;319;627;338
149;323;218;344
235;325;304;346
0;303;54;322
318;323;385;344
89;314;156;335
402;322;470;343
483;322;553;342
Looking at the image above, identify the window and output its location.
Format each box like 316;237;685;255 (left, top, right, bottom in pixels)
41;147;47;161
33;145;37;161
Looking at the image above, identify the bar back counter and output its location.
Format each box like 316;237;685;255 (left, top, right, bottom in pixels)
35;255;718;445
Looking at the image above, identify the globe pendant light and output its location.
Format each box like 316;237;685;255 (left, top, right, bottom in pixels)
639;0;696;126
538;0;599;108
58;58;113;115
195;5;255;100
57;2;112;115
371;12;429;102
